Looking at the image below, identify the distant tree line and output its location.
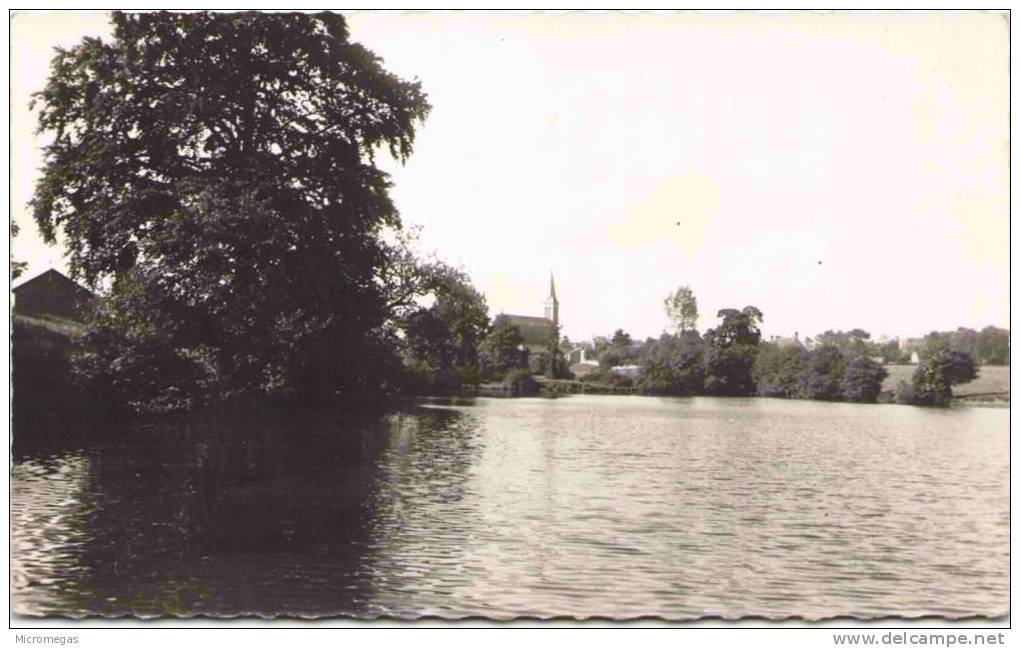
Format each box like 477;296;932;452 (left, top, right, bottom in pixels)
905;327;1009;366
809;329;907;364
578;285;995;408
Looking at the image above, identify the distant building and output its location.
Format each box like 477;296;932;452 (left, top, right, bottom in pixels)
501;273;560;357
566;345;599;377
610;364;642;381
566;346;593;365
12;269;95;322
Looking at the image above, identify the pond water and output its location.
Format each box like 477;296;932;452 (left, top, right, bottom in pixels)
11;396;1009;619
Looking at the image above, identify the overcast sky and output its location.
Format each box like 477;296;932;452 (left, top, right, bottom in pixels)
11;11;1009;343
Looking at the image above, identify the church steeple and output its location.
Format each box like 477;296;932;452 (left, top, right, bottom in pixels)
544;271;559;328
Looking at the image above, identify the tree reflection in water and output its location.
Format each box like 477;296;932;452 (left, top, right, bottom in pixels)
12;405;476;618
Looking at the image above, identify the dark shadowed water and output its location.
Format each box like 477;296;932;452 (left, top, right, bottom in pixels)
11;396;1009;619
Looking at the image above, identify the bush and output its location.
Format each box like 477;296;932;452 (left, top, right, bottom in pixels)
751;343;807;398
431;368;462;395
72;288;216;415
842;356;888;403
637;332;705;396
895;379;917;405
798;346;847;400
909;349;978;407
502;369;539;395
703;344;759;396
455;366;483;386
605;372;634;388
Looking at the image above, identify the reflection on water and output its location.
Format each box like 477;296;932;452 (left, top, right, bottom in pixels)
11;396;1009;619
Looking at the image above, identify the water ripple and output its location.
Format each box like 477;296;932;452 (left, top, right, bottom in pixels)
10;397;1010;619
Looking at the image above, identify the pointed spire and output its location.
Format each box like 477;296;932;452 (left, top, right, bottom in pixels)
549;271;557;301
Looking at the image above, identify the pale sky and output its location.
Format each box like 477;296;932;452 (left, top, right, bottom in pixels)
10;11;1010;343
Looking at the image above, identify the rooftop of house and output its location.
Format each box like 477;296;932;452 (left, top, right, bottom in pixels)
12;268;95;297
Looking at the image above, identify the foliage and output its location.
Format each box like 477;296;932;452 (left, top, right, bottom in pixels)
753;341;888;403
976;327;1009;365
841;356;889;403
976;326;1010;365
11;222;27;280
875;338;908;364
705;306;763;348
604;372;635;389
481;315;527;379
751;343;808;398
810;329;912;364
908;348;979;407
595;328;638;369
637;331;705;396
814;329;871;356
501;368;539;395
798;346;848;400
702;306;762;396
403;366;461;396
400;264;489;383
703;344;759;396
909;327;1009;366
664;285;698;334
895;379;917;405
543;324;571;379
610;328;633;348
598;348;625;371
33;12;431;412
71;272;218;414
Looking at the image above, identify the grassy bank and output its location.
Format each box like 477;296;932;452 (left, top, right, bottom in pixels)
882;363;1010;403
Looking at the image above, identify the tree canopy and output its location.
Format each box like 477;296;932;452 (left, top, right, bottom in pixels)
664;285;698;334
910;348;979;407
481;316;527;378
11;223;27;280
702;306;763;396
33;12;432;410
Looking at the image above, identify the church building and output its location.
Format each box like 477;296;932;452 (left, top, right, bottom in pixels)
501;274;560;357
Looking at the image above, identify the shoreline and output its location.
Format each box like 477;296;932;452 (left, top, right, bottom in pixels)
446;377;1010;408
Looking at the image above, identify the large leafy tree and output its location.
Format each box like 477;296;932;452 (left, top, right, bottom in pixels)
751;342;807;398
664;285;698;334
841;356;888;403
543;324;569;379
976;326;1010;365
32;12;430;410
799;345;848;400
401;267;490;377
597;328;635;369
910;348;978;407
703;306;763;396
480;316;527;379
637;331;706;396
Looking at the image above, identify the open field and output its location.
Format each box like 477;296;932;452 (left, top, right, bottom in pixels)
882;363;1010;398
